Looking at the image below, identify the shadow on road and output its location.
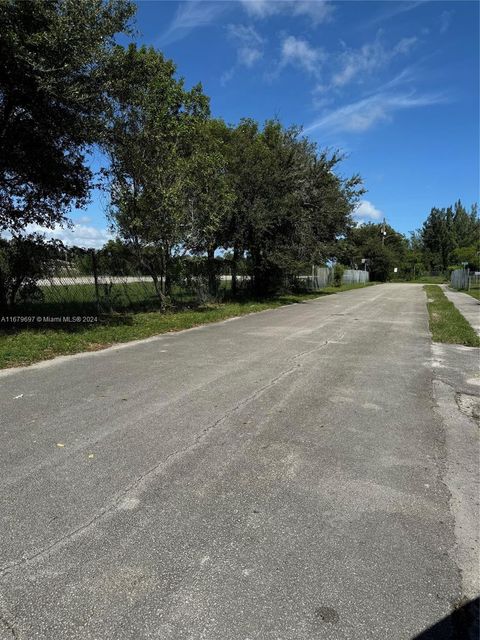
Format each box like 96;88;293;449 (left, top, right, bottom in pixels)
412;597;479;640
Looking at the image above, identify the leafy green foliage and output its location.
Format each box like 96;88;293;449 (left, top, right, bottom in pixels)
0;0;135;231
224;119;363;294
420;201;479;271
104;44;210;306
0;234;63;307
333;263;344;286
338;222;407;281
105;49;364;298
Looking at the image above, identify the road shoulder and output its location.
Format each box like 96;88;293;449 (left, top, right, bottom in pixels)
431;341;480;637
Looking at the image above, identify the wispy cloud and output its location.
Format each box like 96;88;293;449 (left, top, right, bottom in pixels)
439;10;453;34
240;0;334;25
330;33;418;89
228;24;265;66
353;200;383;221
305;90;448;135
279;35;326;75
361;1;425;29
157;1;228;47
221;23;265;85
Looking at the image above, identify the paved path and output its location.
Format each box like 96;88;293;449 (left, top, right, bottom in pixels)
442;286;480;335
0;284;478;639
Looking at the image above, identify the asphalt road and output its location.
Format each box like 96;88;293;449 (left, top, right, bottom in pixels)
1;284;478;640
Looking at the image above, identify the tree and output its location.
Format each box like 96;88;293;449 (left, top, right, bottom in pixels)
104;44;209;308
451;245;480;271
0;0;135;232
226;120;363;295
182;118;235;296
301;151;364;265
0;234;62;308
420;206;455;271
452;201;479;249
420;201;479;271
341;222;407;281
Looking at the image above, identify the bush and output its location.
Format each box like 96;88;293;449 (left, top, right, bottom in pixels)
333;263;345;287
0;235;63;309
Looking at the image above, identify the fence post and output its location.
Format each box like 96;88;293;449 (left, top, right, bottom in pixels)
90;249;100;312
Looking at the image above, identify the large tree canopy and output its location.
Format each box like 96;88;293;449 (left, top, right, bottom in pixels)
420;200;479;271
225;119;363;293
104;44;210;305
0;0;134;232
338;222;407;282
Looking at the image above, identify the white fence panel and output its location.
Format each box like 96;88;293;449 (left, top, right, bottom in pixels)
450;269;469;290
300;267;369;291
343;269;369;285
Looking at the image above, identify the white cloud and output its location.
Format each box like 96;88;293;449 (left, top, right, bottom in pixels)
222;24;265;85
362;1;425;29
392;37;418;56
240;0;276;18
220;67;235;85
228;24;265;67
75;215;92;225
439;10;453;34
305;90;447;135
157;1;227;46
25;223;113;249
331;34;418;89
280;35;325;74
240;0;334;25
353;200;383;221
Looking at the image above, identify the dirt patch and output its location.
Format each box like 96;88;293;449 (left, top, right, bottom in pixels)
455;393;480;422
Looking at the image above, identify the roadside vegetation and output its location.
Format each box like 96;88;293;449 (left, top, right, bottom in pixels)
466;289;480;301
424;285;480;347
0;283;375;369
403;275;448;284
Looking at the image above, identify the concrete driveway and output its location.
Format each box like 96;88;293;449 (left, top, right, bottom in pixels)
0;284;478;639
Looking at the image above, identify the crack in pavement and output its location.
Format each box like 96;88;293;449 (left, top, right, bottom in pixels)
0;333;342;579
0;594;20;639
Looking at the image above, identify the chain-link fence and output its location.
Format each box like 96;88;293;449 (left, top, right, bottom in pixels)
2;242;371;317
2;247;255;316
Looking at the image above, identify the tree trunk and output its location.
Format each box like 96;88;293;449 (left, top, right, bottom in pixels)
251;247;264;297
231;243;239;298
207;245;217;297
8;278;22;308
164;245;172;298
151;272;166;312
0;270;8;310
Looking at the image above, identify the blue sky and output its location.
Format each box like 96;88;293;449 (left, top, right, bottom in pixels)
60;0;478;247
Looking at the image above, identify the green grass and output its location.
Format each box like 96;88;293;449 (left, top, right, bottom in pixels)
35;281;213;314
424;285;480;347
412;275;448;284
393;276;448;284
0;283;376;369
466;289;480;301
312;281;377;294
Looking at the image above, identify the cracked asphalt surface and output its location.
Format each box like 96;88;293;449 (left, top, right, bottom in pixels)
0;283;478;639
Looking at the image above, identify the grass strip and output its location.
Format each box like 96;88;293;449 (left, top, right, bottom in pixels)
424;285;479;347
0;283;376;369
466;289;480;301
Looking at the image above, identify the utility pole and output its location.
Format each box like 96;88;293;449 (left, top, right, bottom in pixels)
381;217;387;246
